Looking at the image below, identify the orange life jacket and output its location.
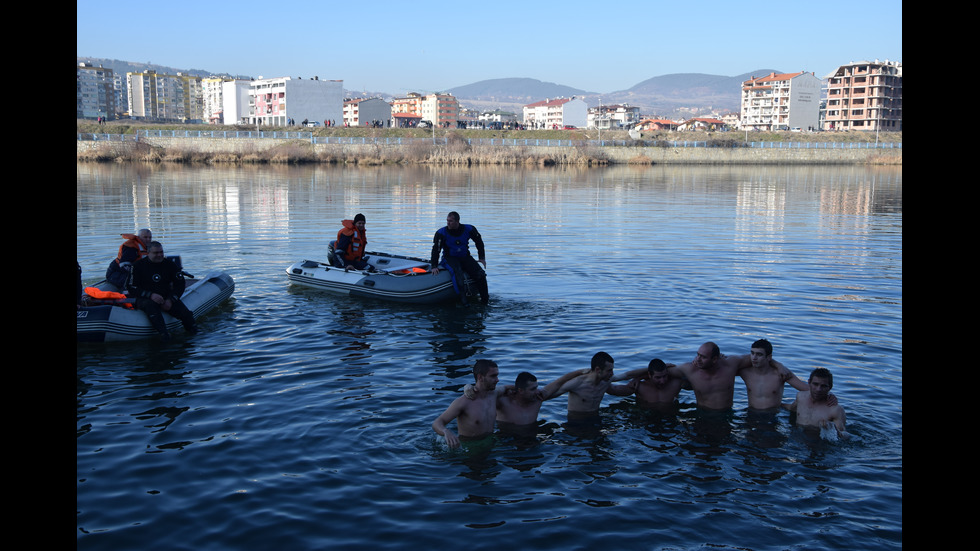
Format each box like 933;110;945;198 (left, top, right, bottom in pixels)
84;287;135;308
336;220;367;262
115;233;149;264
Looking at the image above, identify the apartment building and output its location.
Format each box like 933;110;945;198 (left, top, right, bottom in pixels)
202;78;228;124
420;93;460;127
245;76;343;126
587;103;641;129
127;70;204;122
822;60;901;131
740;71;821;131
391;92;423;119
343;97;392;127
77;63;116;120
523;97;588;128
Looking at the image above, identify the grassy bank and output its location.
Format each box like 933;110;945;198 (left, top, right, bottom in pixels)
77;119;902;166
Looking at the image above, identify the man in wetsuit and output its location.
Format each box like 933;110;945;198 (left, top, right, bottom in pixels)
128;241;198;342
429;211;489;304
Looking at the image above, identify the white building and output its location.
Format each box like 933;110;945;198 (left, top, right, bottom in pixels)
522;97;588;128
587;103;641;129
77;62;115;120
127;70;204;122
740;71;821;131
221;80;252;125
246;76;343;126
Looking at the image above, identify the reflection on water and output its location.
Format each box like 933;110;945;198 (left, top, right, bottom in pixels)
77;162;901;550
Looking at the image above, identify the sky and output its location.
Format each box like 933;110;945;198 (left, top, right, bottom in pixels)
77;0;902;95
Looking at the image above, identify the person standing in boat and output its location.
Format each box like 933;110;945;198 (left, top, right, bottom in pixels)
105;228;152;289
335;213;369;271
429;211;489;304
128;241;198;342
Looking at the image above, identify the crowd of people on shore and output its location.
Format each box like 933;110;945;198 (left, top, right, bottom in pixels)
432;340;849;449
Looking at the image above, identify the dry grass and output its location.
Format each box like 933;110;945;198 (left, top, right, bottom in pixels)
77;119;902;166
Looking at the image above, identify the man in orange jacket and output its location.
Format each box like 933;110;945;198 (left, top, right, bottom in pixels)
105;229;152;288
334;214;368;270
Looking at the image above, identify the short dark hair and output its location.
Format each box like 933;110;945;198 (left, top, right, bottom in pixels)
473;359;498;380
809;367;833;387
447;211;460;221
515;371;537;389
647;358;667;374
354;213;366;224
591;351;614;370
148;241;163;251
751;338;773;356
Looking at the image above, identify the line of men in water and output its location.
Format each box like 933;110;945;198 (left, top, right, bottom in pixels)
432;340;848;448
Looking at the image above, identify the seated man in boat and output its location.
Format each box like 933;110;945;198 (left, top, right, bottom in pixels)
334;213;369;271
782;367;849;439
429;211;489;304
128;241;198;341
105;228;152;289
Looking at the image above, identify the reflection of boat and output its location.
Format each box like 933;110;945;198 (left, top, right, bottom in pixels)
77;267;235;342
286;251;474;304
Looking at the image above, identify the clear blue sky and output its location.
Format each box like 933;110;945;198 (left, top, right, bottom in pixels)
77;0;902;94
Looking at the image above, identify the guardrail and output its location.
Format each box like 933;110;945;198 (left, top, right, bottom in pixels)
77;131;902;149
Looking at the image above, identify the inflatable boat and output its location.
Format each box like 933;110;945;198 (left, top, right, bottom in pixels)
77;264;235;342
286;250;476;304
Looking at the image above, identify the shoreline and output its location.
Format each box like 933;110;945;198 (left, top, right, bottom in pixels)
76;122;902;166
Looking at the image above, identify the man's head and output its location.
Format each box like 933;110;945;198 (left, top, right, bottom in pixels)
514;371;538;396
138;228;152;247
647;358;669;386
750;338;773;368
446;211;460;231
146;241;165;263
694;342;720;369
808;368;833;400
473;359;499;390
353;213;366;231
591;351;615;380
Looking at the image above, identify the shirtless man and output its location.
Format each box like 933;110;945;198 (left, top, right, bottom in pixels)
783;368;849;439
548;351;634;419
624;359;686;411
432;360;499;448
738;339;811;411
493;370;587;427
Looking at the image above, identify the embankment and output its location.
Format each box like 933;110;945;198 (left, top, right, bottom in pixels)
76;134;902;166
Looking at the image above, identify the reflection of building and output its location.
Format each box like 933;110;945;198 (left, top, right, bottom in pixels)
523;97;588;128
77;62;116;120
822;60;902;131
245;76;343;126
127;70;204;122
740;71;821;131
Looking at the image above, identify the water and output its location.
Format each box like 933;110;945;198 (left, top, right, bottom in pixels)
76;162;902;550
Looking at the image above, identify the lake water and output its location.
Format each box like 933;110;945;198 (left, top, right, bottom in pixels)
76;162;902;550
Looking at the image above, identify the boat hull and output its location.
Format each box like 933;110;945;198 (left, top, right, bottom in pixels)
77;271;235;342
286;253;473;304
